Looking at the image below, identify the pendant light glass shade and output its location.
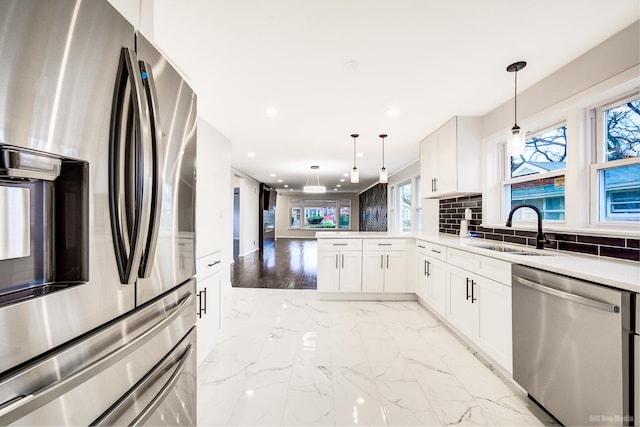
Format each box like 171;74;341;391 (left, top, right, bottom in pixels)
379;134;388;184
351;167;359;183
507;61;527;158
350;133;359;183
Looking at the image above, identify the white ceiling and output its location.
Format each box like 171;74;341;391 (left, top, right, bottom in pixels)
148;0;638;194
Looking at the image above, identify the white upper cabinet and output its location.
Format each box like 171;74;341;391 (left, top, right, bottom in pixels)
420;116;482;199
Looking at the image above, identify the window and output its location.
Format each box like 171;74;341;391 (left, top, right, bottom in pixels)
592;95;640;223
504;124;567;222
399;181;412;232
289;199;351;229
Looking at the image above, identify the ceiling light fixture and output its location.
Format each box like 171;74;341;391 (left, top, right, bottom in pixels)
350;133;360;183
507;61;527;157
303;165;326;193
379;134;388;184
386;108;399;116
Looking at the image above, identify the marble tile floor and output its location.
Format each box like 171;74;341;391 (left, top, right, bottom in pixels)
197;286;558;426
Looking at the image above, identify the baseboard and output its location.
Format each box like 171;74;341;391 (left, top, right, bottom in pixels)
316;292;417;301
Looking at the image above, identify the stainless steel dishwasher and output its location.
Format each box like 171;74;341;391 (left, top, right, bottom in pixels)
512;265;637;427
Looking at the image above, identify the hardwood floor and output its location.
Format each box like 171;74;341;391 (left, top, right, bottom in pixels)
232;239;317;289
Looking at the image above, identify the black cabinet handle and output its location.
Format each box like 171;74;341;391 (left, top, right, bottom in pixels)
426;260;431;277
471;280;477;303
207;260;221;267
465;278;470;301
197;287;207;318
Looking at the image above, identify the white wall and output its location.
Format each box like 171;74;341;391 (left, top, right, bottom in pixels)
233;172;260;256
196;118;232;284
275;192;360;239
421;21;639;234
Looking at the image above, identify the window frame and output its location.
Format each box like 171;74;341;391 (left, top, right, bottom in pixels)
288;198;352;230
589;92;640;226
501;122;568;225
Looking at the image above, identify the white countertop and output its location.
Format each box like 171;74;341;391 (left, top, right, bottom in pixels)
315;231;412;239
314;231;640;293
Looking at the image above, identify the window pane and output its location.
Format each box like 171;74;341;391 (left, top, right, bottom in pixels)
510;176;565;221
511;126;567;178
339;206;350;229
604;99;640;161
399;182;412;232
304;206;336;228
602;163;640;221
290;207;301;228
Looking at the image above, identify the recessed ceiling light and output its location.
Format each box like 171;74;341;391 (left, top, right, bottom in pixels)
248;152;256;158
334;188;338;191
270;173;276;177
289;189;293;191
284;184;288;188
266;106;278;117
336;184;341;187
386;107;400;116
277;179;283;183
357;152;364;158
340;178;345;182
343;173;349;177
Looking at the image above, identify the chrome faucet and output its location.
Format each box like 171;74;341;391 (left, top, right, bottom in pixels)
506;204;549;249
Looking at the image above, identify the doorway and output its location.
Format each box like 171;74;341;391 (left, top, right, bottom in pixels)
233;187;240;260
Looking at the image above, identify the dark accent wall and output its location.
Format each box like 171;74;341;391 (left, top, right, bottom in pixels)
439;195;640;262
359;183;387;231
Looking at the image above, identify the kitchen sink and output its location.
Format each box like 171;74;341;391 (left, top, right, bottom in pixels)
468;243;555;256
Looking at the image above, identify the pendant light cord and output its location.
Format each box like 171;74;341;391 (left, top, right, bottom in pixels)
514;70;518;126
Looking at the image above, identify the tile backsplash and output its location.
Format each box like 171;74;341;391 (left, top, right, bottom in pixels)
439;194;640;262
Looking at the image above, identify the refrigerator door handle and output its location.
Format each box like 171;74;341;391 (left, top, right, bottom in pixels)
137;61;163;279
92;342;193;426
109;47;153;285
0;290;193;426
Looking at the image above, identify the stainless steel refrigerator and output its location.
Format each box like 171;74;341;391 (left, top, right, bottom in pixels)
0;0;197;424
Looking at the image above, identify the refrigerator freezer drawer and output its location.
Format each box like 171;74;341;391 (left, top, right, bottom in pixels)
0;279;196;426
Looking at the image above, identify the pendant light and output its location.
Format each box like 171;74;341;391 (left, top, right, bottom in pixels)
350;133;359;183
303;165;326;193
379;134;388;183
507;61;527;157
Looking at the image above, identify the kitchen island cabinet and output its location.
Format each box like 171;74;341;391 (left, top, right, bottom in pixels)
317;239;362;292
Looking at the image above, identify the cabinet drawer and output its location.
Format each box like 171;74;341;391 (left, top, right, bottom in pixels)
363;239;406;251
317;239;362;251
197;251;224;281
427;243;447;261
415;240;429;254
474;255;511;285
447;247;474;271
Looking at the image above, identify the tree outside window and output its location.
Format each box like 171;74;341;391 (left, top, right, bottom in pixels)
594;97;640;222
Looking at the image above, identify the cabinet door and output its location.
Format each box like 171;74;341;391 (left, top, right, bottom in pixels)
475;277;513;372
428;257;447;317
196;272;221;366
415;253;429;300
434;117;457;196
446;264;475;339
339;251;362;292
317;251;340;292
362;251;385;293
384;252;406;293
419;134;438;198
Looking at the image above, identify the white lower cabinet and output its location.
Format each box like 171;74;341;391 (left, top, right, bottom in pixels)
317;239;362;292
475;274;512;371
416;241;447;317
362;250;406;293
444;249;513;373
446;264;476;339
196;251;224;366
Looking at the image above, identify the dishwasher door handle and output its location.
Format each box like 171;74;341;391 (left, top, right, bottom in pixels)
513;275;620;313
